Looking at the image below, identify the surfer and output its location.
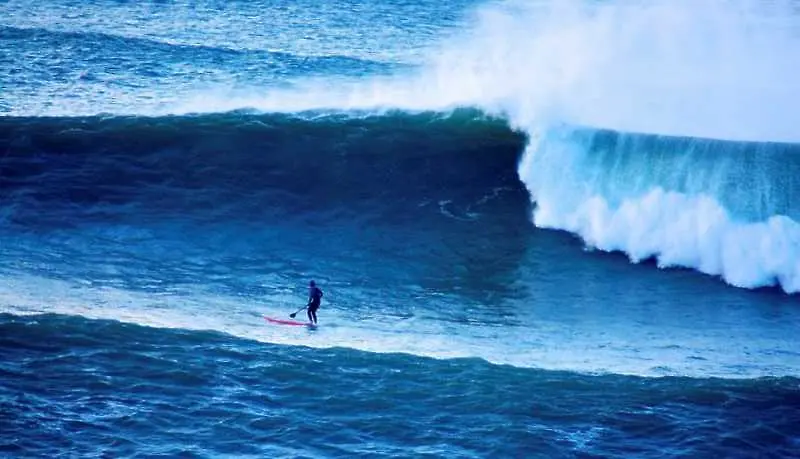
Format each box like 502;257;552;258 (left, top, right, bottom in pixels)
306;280;323;324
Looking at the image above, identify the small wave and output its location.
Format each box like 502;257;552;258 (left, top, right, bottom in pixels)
0;24;400;68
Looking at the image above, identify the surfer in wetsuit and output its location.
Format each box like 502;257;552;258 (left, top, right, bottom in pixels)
307;280;323;324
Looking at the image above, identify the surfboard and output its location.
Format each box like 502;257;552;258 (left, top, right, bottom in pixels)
264;316;316;327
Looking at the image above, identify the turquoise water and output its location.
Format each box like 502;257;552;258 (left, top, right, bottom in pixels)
2;0;800;457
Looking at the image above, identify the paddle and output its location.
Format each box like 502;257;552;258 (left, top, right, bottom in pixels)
289;305;307;318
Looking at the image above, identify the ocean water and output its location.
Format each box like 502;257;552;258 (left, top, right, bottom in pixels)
2;0;800;457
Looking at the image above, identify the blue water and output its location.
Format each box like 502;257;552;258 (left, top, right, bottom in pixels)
2;0;800;457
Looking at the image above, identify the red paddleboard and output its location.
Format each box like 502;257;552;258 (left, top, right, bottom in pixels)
264;316;316;327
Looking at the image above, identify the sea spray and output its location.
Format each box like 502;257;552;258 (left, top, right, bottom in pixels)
425;0;800;292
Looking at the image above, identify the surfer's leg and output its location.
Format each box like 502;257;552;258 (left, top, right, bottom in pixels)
309;308;318;324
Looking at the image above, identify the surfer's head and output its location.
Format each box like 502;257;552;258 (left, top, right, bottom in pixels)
309;280;316;287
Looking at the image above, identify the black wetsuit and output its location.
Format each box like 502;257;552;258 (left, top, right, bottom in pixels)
307;286;323;324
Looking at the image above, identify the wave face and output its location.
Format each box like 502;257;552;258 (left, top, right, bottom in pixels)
0;110;530;303
0;110;524;226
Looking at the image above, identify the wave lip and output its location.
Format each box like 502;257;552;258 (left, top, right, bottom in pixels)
520;126;800;293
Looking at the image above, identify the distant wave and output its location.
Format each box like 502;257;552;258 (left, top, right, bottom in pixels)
1;24;401;66
0;24;399;75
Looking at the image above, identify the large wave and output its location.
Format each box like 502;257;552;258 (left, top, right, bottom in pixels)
5;0;800;294
207;0;800;292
